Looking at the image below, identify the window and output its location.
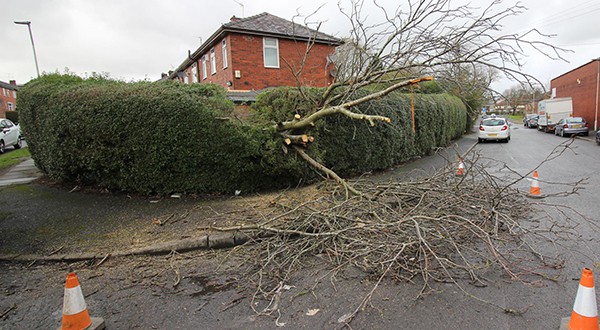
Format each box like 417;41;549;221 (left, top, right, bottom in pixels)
263;37;279;68
222;39;228;69
202;55;208;79
7;102;13;111
12;90;16;98
2;88;5;96
191;63;198;83
184;71;190;84
210;48;216;74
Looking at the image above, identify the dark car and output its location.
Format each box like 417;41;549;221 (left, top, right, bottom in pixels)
525;115;539;128
554;117;589;137
523;114;538;128
596;129;600;145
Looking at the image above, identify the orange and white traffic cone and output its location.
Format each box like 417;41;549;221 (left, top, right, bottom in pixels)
58;272;105;330
561;268;599;330
456;158;465;176
528;170;542;198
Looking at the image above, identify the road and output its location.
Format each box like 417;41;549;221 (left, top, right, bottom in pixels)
1;124;599;329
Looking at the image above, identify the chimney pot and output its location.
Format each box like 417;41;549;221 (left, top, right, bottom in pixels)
230;15;240;22
9;80;16;86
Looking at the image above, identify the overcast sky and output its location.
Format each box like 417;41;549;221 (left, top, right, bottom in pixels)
1;0;599;92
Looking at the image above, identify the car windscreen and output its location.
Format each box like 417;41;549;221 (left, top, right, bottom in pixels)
482;119;505;126
566;117;584;123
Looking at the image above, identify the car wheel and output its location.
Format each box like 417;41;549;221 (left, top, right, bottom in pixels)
13;137;22;149
584;132;589;136
0;140;5;154
560;129;564;137
478;138;482;143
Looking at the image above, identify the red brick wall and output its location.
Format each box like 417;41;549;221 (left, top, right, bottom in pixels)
551;60;600;129
0;83;18;118
229;33;335;90
179;33;337;91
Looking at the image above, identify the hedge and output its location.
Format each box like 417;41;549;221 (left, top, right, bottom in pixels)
251;87;467;177
18;75;466;194
17;74;307;194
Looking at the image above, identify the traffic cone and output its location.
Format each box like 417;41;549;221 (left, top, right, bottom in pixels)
58;272;105;330
455;158;465;176
528;170;542;197
561;268;599;330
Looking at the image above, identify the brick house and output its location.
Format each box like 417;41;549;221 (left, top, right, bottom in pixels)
551;58;600;130
166;12;343;92
0;80;18;119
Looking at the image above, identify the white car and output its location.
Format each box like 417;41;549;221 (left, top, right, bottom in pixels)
0;118;23;153
478;117;510;143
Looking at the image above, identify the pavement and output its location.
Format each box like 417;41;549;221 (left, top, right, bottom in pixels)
0;157;42;187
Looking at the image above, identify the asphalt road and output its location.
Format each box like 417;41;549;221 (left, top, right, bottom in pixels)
1;125;599;329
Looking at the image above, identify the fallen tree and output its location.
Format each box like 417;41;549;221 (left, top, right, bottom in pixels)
271;0;567;195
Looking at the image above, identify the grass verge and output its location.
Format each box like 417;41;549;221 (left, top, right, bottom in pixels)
0;147;30;171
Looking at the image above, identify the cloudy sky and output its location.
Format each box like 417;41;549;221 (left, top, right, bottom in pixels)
1;0;599;92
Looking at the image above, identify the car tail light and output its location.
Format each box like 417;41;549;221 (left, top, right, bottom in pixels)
563;124;568;128
501;125;508;131
479;125;484;131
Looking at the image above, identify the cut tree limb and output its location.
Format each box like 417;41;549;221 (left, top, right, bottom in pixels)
291;145;362;197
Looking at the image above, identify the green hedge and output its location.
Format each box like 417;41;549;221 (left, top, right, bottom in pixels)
17;74;307;194
251;87;467;177
18;76;466;194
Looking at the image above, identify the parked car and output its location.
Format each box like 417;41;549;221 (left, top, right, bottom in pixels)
0;119;22;153
596;129;600;145
478;117;511;143
524;115;539;128
554;117;589;137
523;114;537;127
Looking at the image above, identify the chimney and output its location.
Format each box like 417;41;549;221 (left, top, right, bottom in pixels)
161;73;168;79
168;70;174;76
230;15;240;22
9;80;16;86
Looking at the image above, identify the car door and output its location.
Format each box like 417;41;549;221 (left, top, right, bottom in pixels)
0;119;18;146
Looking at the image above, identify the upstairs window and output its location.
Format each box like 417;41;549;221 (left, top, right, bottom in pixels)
191;63;198;83
8;102;14;111
263;37;279;68
202;55;208;79
222;39;228;69
210;48;216;74
12;90;16;98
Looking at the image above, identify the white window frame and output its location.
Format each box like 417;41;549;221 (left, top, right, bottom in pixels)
210;48;216;74
263;37;280;68
191;63;198;83
184;71;190;84
222;39;228;69
12;90;16;98
202;55;208;79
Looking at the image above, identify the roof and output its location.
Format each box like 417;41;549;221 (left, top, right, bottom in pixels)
0;81;19;91
168;12;343;79
223;12;341;44
551;58;600;82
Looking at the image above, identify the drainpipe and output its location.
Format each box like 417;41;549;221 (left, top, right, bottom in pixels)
595;58;600;131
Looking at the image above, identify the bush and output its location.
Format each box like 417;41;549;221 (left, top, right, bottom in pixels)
17;74;308;194
18;75;466;194
252;88;467;177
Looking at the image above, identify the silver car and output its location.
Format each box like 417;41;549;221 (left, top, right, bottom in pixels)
554;117;589;137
